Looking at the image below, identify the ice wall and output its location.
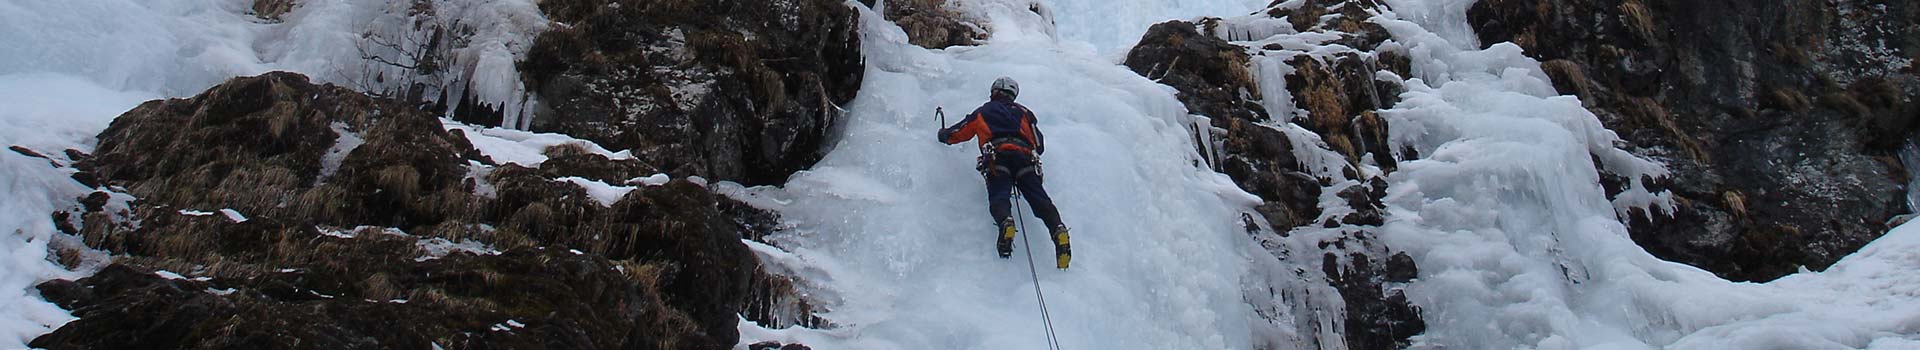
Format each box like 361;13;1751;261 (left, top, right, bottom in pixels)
732;1;1270;349
1369;0;1920;348
745;0;1920;348
0;0;546;126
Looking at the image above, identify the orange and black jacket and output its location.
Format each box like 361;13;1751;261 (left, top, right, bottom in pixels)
938;97;1044;155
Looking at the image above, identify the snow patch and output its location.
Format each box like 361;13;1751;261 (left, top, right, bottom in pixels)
319;122;364;181
317;226;357;239
635;173;671;186
555;177;636;207
217;209;248;223
464;160;499;198
318;226;409;239
414;237;501;262
153;271;187;280
444;119;633;166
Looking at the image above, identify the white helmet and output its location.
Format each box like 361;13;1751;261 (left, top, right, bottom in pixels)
991;77;1019;100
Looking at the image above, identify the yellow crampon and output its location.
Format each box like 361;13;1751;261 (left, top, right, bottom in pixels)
1052;228;1071;269
997;218;1018;258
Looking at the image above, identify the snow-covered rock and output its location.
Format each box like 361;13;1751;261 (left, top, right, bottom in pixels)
1469;0;1920;283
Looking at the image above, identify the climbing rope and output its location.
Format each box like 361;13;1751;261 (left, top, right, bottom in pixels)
1012;190;1062;350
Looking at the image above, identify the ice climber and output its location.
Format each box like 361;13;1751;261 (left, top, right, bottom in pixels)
937;77;1072;269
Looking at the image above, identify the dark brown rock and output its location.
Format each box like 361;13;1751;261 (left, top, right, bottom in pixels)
1321;245;1425;350
1218;119;1323;229
1336;182;1385;227
1385;252;1417;283
78;192;110;213
9;145;50;160
34;248;710;350
522;0;865;186
1125;20;1265;123
536;146;660;184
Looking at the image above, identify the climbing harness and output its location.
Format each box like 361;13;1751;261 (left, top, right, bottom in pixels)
1013;190;1063;350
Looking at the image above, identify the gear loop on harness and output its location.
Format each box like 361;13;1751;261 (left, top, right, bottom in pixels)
979;150;1044;180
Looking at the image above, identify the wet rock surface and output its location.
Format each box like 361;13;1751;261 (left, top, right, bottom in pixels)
1321;239;1423;350
39;72;779;349
1469;0;1920;281
521;0;865;186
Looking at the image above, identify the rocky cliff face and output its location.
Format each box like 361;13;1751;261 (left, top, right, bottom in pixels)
1126;20;1323;231
38;72;776;349
521;0;865;186
1468;0;1920;281
1123;0;1423;347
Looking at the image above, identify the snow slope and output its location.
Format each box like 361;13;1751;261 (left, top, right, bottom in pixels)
0;75;120;349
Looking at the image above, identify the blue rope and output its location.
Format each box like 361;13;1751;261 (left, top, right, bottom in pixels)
1013;190;1061;350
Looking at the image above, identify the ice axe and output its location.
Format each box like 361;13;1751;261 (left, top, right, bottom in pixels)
936;107;947;128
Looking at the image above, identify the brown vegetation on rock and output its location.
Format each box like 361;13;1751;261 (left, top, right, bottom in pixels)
41;72;786;349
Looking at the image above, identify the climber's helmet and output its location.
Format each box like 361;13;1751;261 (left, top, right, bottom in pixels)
991;77;1020;101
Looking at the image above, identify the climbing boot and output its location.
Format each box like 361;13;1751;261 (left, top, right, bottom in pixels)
997;217;1016;258
1051;226;1071;269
